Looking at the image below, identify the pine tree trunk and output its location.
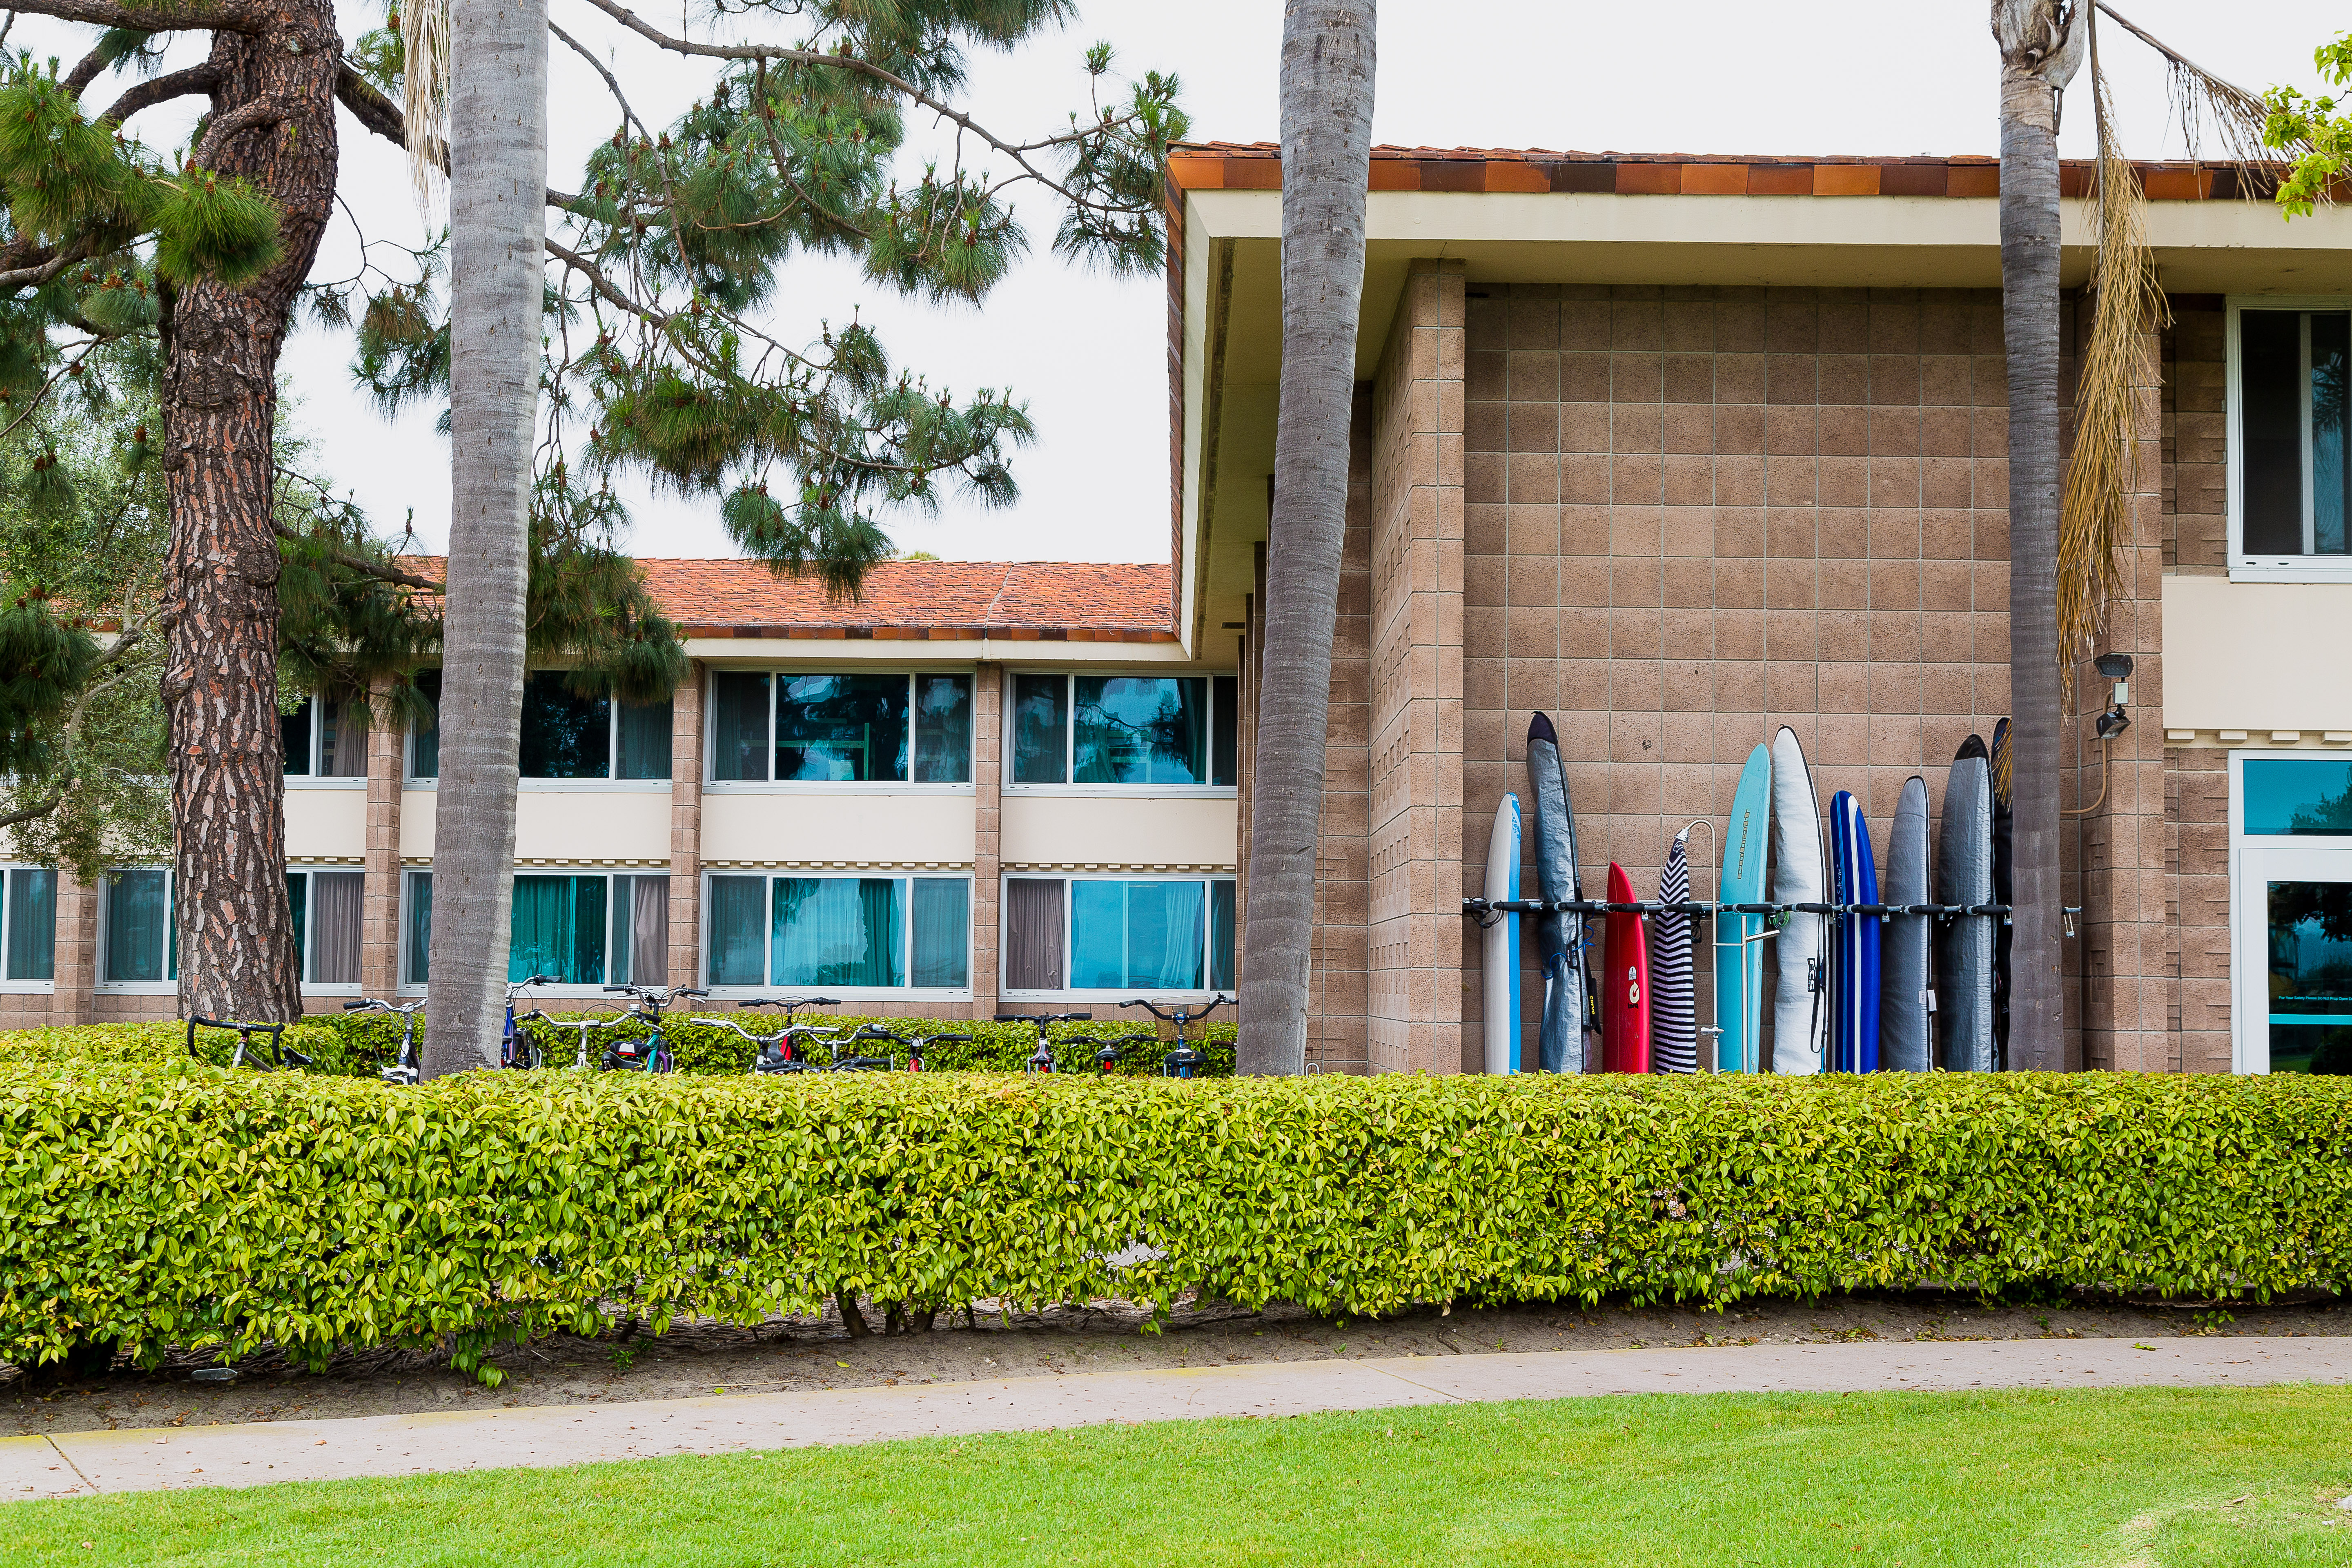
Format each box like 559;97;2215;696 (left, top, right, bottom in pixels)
160;19;341;1022
1995;3;2080;1071
421;0;548;1077
1236;0;1375;1076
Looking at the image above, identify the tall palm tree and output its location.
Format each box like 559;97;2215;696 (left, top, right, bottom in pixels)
421;0;548;1077
1990;0;2086;1073
1237;0;1376;1076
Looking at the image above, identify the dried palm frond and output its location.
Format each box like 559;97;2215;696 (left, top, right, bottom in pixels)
2057;13;2169;706
2094;1;2310;197
401;0;451;214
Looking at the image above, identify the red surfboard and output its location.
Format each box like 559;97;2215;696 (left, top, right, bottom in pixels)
1603;862;1651;1073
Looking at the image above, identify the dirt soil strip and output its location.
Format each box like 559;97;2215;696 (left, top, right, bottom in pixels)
6;1335;2350;1502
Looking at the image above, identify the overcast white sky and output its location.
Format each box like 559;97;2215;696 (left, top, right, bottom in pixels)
16;0;2347;561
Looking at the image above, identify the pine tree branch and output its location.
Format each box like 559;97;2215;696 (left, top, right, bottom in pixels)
191;93;295;168
63;41;110;94
570;0;1145;216
0;624;147;832
0;0;264;35
268;514;442;591
94;61;218;125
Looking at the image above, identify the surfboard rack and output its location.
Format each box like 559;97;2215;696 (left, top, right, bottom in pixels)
1463;897;2011;921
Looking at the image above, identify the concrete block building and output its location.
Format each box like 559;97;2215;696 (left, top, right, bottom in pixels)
5;142;2350;1078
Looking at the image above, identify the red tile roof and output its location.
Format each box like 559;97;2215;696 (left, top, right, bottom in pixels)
397;557;1178;642
1166;142;2289;202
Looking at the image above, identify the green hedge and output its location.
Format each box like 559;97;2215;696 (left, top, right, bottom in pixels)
1;1015;1238;1079
3;1071;2348;1383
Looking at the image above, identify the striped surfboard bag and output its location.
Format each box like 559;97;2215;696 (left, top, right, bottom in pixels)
1652;833;1697;1073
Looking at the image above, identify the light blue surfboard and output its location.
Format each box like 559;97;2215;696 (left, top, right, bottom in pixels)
1482;793;1523;1074
1715;743;1771;1072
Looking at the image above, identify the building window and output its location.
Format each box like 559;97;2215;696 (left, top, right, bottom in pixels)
409;671;673;782
286;869;365;989
2231;755;2352;1074
1002;875;1234;994
706;672;971;785
100;868;176;988
0;866;55;988
1008;674;1237;790
282;692;369;778
401;870;669;988
702;873;970;992
2231;300;2352;578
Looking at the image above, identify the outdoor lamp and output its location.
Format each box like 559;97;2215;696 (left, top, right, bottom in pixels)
2094;653;2132;740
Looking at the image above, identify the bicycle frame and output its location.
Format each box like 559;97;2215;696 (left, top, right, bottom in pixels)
500;975;560;1069
596;984;709;1074
1118;994;1232;1078
725;996;843;1074
187;1016;310;1071
343;998;427;1084
1000;1011;1093;1074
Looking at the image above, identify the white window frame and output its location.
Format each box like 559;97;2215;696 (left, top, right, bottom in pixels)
2226;295;2352;582
0;863;57;994
997;871;1236;1003
1001;670;1241;799
2227;749;2352;1071
283;695;368;790
697;869;974;1000
286;866;365;998
701;669;977;794
405;672;675;791
94;865;176;996
396;865;675;998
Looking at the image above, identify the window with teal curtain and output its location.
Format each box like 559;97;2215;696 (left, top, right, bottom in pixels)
7;869;55;981
617;697;673;779
510;875;607;983
1072;677;1208;785
1209;880;1235;990
911;878;969;988
405;873;432;983
1070;880;1204;991
707;876;767;985
103;869;169;983
771;877;903;987
409;672;440;778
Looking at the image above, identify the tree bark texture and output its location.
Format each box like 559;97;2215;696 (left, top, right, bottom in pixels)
160;15;341;1022
1237;0;1374;1076
422;0;548;1076
1993;0;2083;1071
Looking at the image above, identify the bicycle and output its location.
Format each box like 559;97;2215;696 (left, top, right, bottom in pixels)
999;1011;1094;1074
695;996;844;1075
1059;1026;1156;1074
1119;994;1232;1078
527;1009;632;1071
594;983;709;1074
499;975;561;1069
833;1020;974;1073
343;997;428;1085
187;1015;312;1071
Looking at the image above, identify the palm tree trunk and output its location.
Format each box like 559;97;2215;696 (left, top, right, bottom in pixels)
421;0;547;1077
1236;0;1375;1076
1993;0;2083;1071
162;18;341;1023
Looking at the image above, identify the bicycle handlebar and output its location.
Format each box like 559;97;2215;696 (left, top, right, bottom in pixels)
996;1011;1094;1024
1118;995;1232;1022
740;996;840;1009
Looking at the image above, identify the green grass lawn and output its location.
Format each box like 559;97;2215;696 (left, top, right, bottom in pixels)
8;1385;2352;1566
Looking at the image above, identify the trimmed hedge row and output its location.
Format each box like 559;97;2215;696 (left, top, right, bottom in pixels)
3;1070;2348;1382
0;1015;1239;1078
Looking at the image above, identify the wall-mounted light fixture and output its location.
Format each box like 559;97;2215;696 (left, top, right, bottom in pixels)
2093;653;2132;740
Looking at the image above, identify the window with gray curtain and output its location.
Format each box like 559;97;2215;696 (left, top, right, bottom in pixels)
1004;878;1065;991
305;871;364;985
281;694;367;777
610;874;669;986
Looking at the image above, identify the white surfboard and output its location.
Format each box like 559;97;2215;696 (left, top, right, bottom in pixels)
1769;726;1826;1074
1482;793;1523;1074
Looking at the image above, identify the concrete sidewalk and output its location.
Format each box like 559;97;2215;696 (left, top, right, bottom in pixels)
7;1334;2348;1502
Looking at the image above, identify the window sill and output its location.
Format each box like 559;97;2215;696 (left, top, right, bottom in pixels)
700;986;974;1003
95;983;176;996
0;982;56;995
401;780;677;791
701;782;976;795
285;777;368;789
2227;561;2352;584
1001;990;1229;1004
1002;786;1238;800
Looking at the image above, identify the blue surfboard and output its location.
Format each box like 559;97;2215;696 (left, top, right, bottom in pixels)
1714;743;1772;1072
1829;790;1881;1073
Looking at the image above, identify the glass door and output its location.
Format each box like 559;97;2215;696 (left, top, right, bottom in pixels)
2234;845;2352;1074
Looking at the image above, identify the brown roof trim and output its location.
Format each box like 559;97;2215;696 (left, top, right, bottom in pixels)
1165;142;2292;201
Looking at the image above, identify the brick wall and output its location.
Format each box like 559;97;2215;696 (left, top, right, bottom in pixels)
1459;283;2019;1066
2169;747;2231;1072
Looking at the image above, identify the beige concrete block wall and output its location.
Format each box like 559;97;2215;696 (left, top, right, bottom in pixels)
666;664;705;989
2164;302;2227;575
1367;258;1467;1074
1307;391;1375;1072
2169;747;2231;1072
1461;283;2023;1067
969;662;1001;1018
361;685;405;1000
